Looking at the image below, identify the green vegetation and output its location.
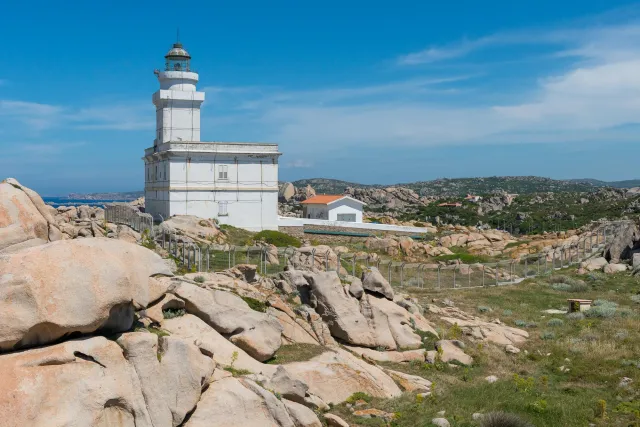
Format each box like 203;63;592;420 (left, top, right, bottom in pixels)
253;230;301;248
241;296;267;313
162;308;186;319
266;343;329;365
224;351;253;376
327;269;640;427
134;325;170;338
218;224;256;246
193;275;205;284
433;246;491;264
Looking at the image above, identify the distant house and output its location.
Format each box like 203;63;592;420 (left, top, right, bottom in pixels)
301;195;366;222
437;202;462;208
465;194;482;203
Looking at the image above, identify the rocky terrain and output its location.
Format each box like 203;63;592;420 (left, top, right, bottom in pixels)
1;177;539;427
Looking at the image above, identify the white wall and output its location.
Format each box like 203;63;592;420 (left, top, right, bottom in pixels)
278;217;429;234
168;190;278;231
327;199;363;222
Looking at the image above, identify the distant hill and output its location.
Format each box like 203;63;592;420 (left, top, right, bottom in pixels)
569;179;640;189
66;191;143;200
291;178;377;194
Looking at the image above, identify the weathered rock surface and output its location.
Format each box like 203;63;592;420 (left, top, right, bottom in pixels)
117;332;214;427
0;336;153;427
0;178;62;253
604;263;627;274
433;340;473;366
384;369;432;392
285;348;402;404
581;257;609;272
184;376;299;427
324;414;350;427
361;267;394;300
0;238;171;352
160;215;225;244
302;271;377;347
168;281;283;361
162;314;277;376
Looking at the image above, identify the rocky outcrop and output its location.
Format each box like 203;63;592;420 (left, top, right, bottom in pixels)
0;178;62;253
344;186;432;210
361;267;394;300
168;281;283;361
604;222;639;263
117;333;214;427
0;238;172;352
285;348;402;404
0;336;153;427
160;215;226;244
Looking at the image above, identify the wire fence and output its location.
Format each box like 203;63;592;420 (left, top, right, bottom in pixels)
105;203;154;235
148;219;633;291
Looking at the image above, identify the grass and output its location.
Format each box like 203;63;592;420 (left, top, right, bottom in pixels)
253;230;301;248
434;246;491;264
328;269;640;427
266;343;329;365
218;224;256;246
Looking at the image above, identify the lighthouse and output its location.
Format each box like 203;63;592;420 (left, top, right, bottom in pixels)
143;41;281;231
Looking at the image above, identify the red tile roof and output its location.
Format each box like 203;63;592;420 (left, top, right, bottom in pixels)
301;195;346;205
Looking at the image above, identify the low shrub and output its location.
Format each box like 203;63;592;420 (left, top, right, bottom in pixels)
480;412;534;427
525;322;538;328
548;275;588;292
502;309;513;316
253;230;301;248
345;392;372;404
540;331;556;340
585;300;618;318
631;294;640;304
566;312;585;320
514;320;527;327
550;283;572;292
478;305;492;313
193;275;205;284
547;318;564;327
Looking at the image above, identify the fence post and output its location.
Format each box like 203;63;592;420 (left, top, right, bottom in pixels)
453;265;456;289
206;246;210;271
524;257;528;278
511;261;515;284
468;264;471;288
388;262;392;285
495;263;499;286
400;263;405;287
325;250;329;271
482;265;485;287
231;246;236;269
352;255;356;277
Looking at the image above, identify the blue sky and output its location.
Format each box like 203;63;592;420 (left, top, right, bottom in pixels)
2;0;640;195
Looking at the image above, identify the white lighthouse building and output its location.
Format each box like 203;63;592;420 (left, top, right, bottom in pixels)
143;41;281;231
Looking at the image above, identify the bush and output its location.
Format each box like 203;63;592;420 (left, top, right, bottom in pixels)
514;320;527;327
478;305;492;313
480;412;534;427
549;276;588;293
566;312;585;320
585;300;618;318
503;309;513;316
540;331;556;340
253;230;301;248
345;392;372;404
631;294;640;304
525;322;538;328
547;318;564;327
194;275;205;284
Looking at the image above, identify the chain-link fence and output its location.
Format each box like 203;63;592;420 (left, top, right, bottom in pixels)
105;203;153;235
152;219;631;289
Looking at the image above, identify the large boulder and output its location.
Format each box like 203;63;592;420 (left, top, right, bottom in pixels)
279;182;296;202
0;178;62;253
302;271;377;348
285;348;402;404
605;223;639;263
580;257;609;272
160;215;223;242
163;314;277;376
117;332;214;427
184;377;309;427
361;267;394;300
168;281;283;361
0;336;153;427
0;238;172;352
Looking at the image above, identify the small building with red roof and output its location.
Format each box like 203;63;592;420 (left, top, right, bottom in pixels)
300;195;366;222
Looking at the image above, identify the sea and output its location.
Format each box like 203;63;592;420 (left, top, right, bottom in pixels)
42;197;132;208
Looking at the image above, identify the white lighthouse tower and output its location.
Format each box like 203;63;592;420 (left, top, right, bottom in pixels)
144;41;281;231
152;42;204;145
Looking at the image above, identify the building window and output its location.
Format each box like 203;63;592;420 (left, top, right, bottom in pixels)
337;213;356;222
218;165;228;180
218;201;228;216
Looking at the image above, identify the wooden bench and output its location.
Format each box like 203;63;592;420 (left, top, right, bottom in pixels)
567;299;592;313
